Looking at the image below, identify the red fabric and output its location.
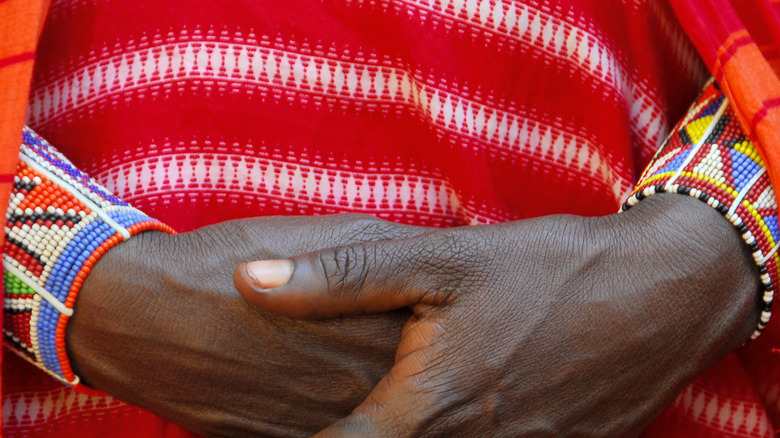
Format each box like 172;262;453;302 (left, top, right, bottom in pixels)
1;0;777;437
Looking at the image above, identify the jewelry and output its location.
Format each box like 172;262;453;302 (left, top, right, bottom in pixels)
623;80;777;339
3;127;174;392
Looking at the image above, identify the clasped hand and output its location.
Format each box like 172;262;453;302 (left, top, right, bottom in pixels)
234;194;759;437
70;194;758;437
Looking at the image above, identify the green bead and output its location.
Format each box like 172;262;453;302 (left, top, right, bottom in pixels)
3;271;37;296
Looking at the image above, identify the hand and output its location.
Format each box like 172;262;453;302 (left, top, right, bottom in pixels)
67;215;428;437
234;195;761;437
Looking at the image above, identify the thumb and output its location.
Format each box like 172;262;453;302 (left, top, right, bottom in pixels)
233;232;460;319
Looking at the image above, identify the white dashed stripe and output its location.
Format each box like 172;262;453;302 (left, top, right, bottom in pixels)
28;41;632;201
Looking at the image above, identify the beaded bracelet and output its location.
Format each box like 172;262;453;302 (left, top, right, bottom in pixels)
622;80;777;339
3;127;174;392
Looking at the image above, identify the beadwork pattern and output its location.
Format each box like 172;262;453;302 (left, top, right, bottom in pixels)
623;80;778;339
3;127;174;390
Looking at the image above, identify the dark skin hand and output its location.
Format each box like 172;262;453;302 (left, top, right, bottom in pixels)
67;215;429;437
234;194;761;437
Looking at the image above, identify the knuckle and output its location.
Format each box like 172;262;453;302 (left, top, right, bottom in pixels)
438;230;496;297
426;231;479;272
343;215;404;242
318;244;374;298
417;230;494;300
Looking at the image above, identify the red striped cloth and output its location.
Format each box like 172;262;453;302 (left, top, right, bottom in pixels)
0;0;778;437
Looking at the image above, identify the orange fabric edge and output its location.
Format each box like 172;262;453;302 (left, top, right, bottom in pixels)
716;43;780;195
0;1;51;434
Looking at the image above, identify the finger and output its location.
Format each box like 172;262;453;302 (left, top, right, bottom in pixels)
234;230;469;319
314;347;439;438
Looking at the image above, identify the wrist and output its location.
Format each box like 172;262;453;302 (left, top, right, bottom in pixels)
610;194;759;361
622;81;776;339
4;128;174;393
65;230;174;389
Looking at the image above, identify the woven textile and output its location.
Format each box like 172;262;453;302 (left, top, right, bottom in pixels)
0;1;779;437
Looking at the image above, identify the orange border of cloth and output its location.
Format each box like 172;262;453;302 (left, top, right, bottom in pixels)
671;0;780;200
0;0;51;426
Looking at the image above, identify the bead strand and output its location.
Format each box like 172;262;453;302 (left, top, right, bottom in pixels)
622;81;778;340
3;127;175;393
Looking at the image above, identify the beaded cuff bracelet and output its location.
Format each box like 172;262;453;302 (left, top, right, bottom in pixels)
622;80;778;340
3;127;174;391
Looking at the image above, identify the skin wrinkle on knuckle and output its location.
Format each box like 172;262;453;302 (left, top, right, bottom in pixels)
374;400;416;438
413;231;482;303
340;215;384;241
385;372;439;435
318;243;373;301
369;245;400;297
346;216;406;242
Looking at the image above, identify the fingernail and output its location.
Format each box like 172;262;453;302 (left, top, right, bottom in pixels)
244;260;294;290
